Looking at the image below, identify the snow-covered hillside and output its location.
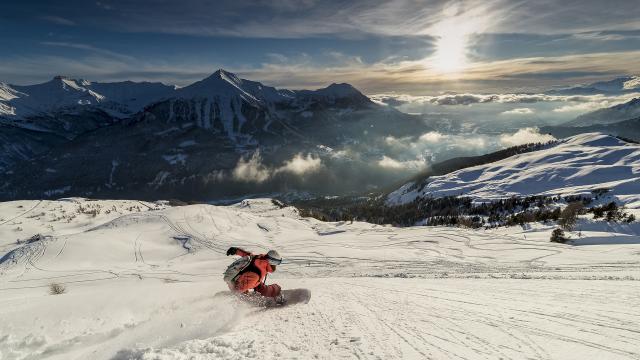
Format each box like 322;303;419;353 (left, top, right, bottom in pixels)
388;133;640;207
1;198;639;359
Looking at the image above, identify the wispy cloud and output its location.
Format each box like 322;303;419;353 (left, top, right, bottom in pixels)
501;108;534;115
41;42;136;63
241;49;640;93
95;1;114;10
39;15;76;26
26;0;639;39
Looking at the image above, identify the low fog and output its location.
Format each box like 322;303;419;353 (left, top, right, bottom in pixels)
371;91;640;132
204;126;558;200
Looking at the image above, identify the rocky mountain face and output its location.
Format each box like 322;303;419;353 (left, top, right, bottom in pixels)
0;76;176;170
0;70;431;201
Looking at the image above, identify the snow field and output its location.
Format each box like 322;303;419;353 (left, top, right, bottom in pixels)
0;198;639;359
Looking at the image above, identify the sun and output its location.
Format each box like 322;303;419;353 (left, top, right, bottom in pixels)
432;33;467;73
431;26;469;74
428;2;480;74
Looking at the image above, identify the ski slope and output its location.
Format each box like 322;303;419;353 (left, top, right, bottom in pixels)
1;198;639;359
388;133;640;208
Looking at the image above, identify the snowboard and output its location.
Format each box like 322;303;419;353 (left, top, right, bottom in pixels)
215;288;311;308
265;288;312;308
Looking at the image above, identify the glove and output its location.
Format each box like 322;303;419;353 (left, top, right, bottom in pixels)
255;283;281;298
271;284;282;297
226;247;238;256
275;293;287;305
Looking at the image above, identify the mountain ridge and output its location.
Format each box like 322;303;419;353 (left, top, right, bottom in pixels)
0;70;430;201
563;97;640;127
387;133;640;208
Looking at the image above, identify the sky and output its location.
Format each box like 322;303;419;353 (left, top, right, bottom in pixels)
1;0;640;94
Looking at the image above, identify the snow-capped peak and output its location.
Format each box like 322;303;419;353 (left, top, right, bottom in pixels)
214;68;242;86
318;83;360;97
177;69;258;103
176;69;294;104
0;76;176;120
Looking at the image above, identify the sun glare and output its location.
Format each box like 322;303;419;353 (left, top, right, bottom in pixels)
428;2;482;74
432;29;468;73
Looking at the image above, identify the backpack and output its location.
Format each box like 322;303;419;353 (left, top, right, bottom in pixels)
223;255;253;285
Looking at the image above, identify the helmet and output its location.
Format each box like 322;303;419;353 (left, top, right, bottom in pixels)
266;250;282;265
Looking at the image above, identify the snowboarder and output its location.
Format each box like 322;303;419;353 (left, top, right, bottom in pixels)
225;247;283;299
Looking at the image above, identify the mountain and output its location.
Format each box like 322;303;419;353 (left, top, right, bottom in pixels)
0;123;68;171
0;77;176;170
387;133;640;207
541;117;640;142
562;97;640;127
0;76;175;121
547;76;640;95
0;70;430;201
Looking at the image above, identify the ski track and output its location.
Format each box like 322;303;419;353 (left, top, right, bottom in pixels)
0;199;639;359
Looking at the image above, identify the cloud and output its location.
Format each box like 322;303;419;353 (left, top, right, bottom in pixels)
371;91;640;107
572;31;631;42
419;131;446;143
501;108;534;115
41;42;136;63
372;93;547;106
232;151;272;183
95;1;114;10
552;102;604;113
11;0;635;42
382;127;561;167
3;35;640;93
29;0;639;40
200;50;640;94
40;15;76;26
499;127;555;147
232;151;322;183
551;94;636;113
623;76;640;90
275;153;322;175
4;0;640;92
377;156;426;170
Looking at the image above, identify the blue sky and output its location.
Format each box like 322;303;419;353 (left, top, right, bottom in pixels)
1;0;639;94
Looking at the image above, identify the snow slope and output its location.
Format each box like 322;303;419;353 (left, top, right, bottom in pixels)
388;133;640;208
1;198;639;359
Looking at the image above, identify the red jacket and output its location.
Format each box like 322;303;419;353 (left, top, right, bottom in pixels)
233;249;281;298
